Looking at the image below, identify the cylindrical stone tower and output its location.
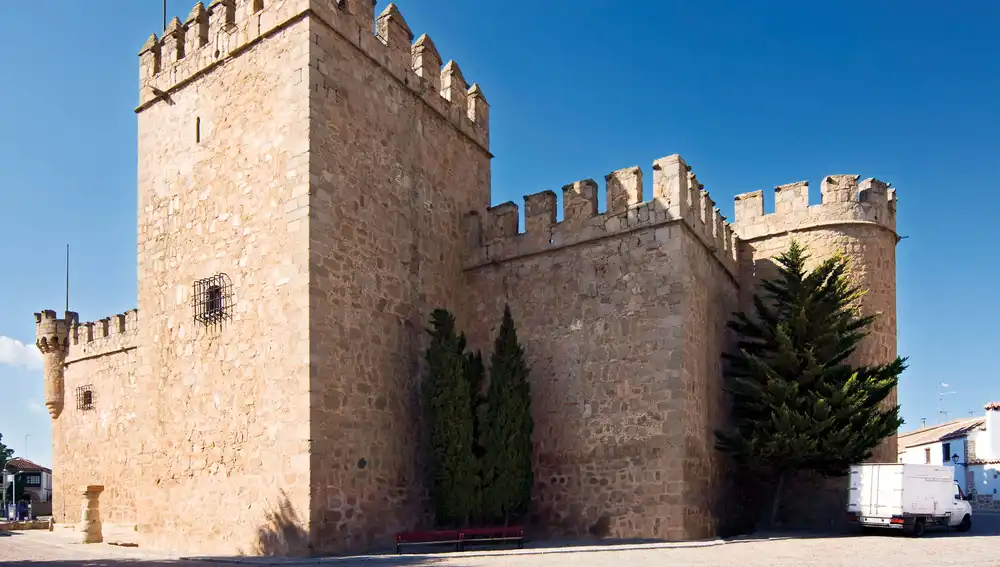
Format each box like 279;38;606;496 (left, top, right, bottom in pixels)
34;310;77;420
733;174;899;462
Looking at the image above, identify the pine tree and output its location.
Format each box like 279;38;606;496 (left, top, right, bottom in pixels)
423;309;479;527
715;240;906;525
481;304;535;524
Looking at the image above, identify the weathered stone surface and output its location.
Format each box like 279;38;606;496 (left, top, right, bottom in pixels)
31;0;900;559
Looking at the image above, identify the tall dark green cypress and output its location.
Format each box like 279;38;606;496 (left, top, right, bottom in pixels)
481;304;534;524
423;309;479;527
715;240;906;525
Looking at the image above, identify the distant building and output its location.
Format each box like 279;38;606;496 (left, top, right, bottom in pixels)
898;402;1000;504
3;457;53;503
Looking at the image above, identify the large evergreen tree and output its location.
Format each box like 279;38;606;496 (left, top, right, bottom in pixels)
481;304;534;524
715;240;905;524
423;309;480;527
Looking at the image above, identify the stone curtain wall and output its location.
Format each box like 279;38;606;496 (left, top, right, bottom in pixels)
53;320;140;527
463;157;739;541
135;7;313;556
678;232;740;538
304;2;492;555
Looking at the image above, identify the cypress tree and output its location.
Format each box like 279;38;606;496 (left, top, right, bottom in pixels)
423;309;479;527
481;304;534;524
715;240;906;525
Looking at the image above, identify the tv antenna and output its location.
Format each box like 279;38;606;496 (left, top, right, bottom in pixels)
938;383;956;422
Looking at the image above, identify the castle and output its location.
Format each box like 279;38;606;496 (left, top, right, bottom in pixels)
33;0;900;557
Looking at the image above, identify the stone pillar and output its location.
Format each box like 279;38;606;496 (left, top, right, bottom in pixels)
78;485;104;543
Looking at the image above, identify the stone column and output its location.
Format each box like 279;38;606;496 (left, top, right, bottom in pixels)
78;485;104;543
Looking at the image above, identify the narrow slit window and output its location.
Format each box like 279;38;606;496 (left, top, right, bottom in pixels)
195;117;201;143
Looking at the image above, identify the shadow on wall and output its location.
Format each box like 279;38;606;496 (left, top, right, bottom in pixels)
253;489;310;556
249;491;451;564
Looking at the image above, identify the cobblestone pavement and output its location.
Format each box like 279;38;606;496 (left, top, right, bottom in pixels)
2;514;999;567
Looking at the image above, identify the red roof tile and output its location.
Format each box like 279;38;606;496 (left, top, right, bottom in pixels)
3;457;51;473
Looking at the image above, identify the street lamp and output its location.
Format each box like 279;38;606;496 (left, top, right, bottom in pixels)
952;454;960;465
1;457;11;520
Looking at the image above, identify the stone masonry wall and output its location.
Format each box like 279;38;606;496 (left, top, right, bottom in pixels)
51;312;140;526
678;231;740;538
463;156;738;541
134;1;313;556
304;3;492;553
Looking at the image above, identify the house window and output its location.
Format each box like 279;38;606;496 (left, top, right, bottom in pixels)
942;442;951;464
193;273;233;326
924;448;931;464
76;385;94;411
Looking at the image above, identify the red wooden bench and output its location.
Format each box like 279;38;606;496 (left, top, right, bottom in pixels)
395;526;525;554
395;529;461;554
459;526;525;550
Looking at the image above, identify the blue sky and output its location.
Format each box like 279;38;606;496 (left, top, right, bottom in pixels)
1;0;997;468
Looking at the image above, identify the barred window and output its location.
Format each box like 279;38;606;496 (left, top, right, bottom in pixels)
76;385;94;411
193;273;233;326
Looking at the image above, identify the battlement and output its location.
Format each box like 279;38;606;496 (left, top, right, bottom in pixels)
465;154;738;277
136;0;489;151
733;174;897;241
63;309;140;363
34;310;76;354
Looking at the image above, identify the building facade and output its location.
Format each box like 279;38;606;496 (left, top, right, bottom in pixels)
3;458;53;504
33;0;901;557
898;402;1000;507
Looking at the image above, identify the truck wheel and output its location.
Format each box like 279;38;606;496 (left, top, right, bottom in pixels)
910;519;926;538
956;515;972;533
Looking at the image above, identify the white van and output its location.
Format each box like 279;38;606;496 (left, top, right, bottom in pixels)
846;463;973;536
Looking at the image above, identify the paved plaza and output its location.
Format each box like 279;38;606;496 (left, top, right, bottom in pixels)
2;514;999;567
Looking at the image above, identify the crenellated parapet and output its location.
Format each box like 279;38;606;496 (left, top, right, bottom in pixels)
136;0;489;151
733;174;897;241
66;309;140;363
465;154;738;277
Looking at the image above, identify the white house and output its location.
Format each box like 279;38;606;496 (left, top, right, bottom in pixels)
897;402;1000;506
2;457;53;504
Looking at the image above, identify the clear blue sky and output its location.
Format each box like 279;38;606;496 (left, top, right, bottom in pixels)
1;1;997;468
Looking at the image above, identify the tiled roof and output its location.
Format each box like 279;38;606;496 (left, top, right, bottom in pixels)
968;459;1000;465
3;457;51;473
985;401;1000;411
897;417;984;450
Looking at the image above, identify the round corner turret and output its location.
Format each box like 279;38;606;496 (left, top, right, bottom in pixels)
33;309;74;419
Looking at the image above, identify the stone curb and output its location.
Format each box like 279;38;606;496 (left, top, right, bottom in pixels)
179;539;731;565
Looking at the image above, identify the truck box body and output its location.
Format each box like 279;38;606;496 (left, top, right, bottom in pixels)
847;463;969;532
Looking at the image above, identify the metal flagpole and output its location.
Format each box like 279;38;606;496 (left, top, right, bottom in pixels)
65;245;69;314
163;0;167;32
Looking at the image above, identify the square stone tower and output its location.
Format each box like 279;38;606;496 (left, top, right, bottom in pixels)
133;0;491;555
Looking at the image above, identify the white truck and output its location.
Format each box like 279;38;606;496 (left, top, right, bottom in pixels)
846;463;972;536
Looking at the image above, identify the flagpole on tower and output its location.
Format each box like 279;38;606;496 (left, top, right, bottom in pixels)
65;244;69;314
163;0;167;32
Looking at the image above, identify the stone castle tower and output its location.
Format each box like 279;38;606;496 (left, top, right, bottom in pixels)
34;0;899;557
